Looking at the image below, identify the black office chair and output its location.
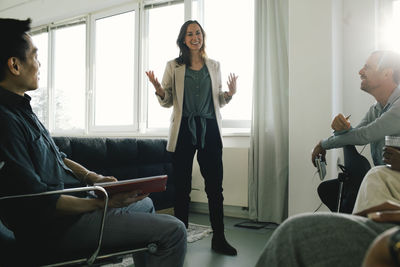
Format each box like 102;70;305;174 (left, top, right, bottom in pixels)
317;145;371;213
0;162;157;266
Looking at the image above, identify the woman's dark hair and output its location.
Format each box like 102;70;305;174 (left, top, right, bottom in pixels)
175;20;206;66
0;18;32;81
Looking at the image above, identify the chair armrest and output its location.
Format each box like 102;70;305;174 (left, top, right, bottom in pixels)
0;186;109;265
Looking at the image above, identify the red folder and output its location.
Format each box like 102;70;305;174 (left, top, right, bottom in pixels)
94;175;168;196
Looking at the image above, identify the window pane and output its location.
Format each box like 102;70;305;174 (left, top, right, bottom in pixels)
203;0;254;122
53;24;86;131
146;3;184;128
192;0;200;21
30;32;48;126
94;11;135;126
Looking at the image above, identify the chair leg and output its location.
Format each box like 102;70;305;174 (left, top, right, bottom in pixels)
336;181;344;212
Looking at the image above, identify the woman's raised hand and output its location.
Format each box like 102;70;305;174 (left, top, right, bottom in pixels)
145;71;165;99
227;73;238;97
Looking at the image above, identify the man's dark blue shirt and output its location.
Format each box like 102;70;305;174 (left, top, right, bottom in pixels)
0;86;80;243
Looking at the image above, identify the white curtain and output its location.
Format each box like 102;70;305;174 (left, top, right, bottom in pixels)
248;0;289;224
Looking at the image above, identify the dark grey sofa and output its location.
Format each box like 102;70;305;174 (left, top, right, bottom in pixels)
52;137;175;211
0;137;174;266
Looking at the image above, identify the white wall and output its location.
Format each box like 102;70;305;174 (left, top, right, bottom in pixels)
341;0;377;166
289;0;378;216
342;0;377;124
289;0;336;215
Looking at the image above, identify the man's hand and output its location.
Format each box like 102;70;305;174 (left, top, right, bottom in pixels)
367;209;400;223
108;190;149;208
86;172;117;185
331;113;351;131
311;141;326;167
356;201;400;224
384;146;400;171
355;201;400;219
362;227;399;267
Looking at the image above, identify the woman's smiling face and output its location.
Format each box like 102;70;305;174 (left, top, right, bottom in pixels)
184;23;203;52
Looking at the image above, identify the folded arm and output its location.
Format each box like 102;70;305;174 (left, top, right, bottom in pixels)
321;104;400;150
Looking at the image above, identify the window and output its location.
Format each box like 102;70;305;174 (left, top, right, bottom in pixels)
93;11;136;129
144;0;253;130
202;0;254;127
53;22;86;132
144;2;184;129
30;21;87;133
30;31;49;126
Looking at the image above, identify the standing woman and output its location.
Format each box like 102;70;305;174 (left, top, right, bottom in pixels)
146;20;238;256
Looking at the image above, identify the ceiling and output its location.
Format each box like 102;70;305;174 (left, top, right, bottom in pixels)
0;0;33;12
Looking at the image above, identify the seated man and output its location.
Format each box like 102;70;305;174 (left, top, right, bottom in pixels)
0;18;186;266
311;50;400;212
256;140;400;267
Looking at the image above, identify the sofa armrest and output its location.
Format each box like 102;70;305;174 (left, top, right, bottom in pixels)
0;186;109;266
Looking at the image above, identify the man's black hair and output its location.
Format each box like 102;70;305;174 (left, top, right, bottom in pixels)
0;18;32;81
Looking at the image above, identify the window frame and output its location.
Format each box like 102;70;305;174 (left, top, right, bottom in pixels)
29;26;50;128
30;17;89;135
89;4;140;133
141;0;185;131
50;18;88;135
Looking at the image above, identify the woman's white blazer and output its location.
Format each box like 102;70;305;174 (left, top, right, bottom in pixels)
158;58;230;152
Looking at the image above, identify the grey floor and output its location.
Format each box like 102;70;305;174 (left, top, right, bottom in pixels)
183;213;276;267
103;212;276;267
